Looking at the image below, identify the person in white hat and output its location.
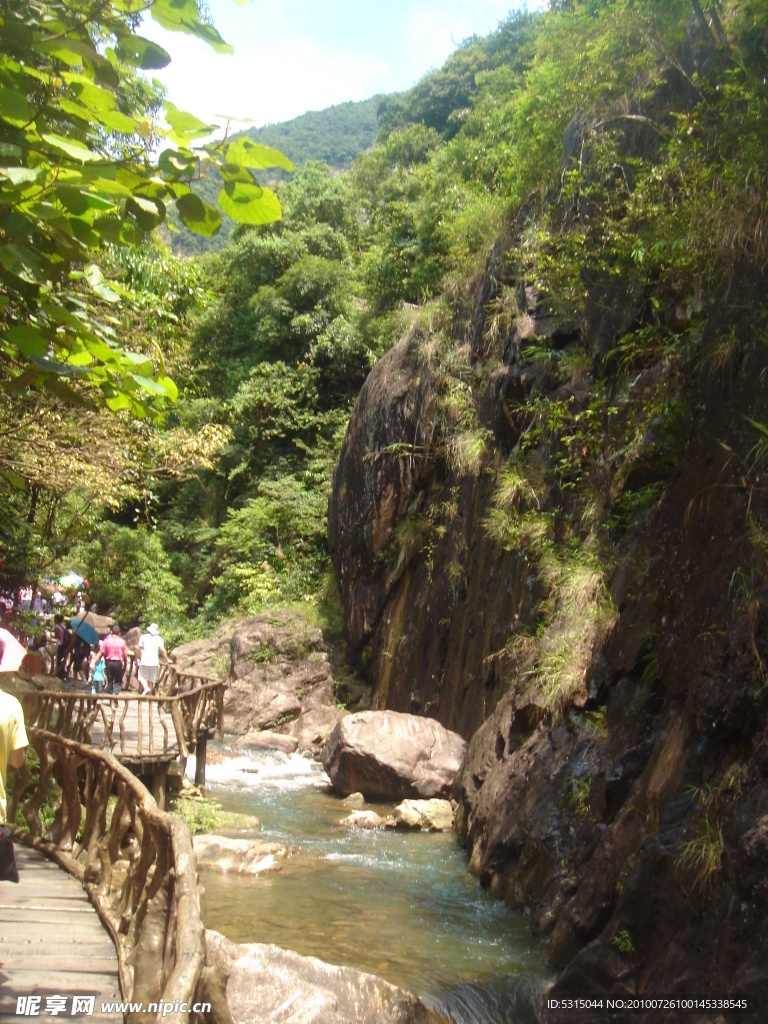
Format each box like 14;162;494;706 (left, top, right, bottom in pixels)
137;623;170;695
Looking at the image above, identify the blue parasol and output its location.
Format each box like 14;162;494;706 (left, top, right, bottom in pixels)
70;617;99;646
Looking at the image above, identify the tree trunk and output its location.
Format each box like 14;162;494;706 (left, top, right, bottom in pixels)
27;483;39;526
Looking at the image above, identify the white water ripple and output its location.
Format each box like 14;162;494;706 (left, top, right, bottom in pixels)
186;746;331;790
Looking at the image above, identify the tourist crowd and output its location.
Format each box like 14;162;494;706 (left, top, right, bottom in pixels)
0;590;170;697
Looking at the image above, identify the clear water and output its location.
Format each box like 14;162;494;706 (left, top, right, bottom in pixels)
195;745;550;1024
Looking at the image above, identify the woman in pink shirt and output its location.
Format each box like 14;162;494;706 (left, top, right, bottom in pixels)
96;625;128;695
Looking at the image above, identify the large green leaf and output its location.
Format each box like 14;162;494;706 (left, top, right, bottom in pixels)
0;211;35;237
177;193;222;236
0;167;44;186
224;138;295;173
115;35;172;70
219;162;257;184
0;243;50;285
0;89;32;127
164;102;214;140
35;36;97;68
158;147;198;178
218;182;283;225
92;215;143;246
56;186;115;216
42;133;97;163
150;0;233;54
126;195;165;231
84;263;120;303
6;324;48;357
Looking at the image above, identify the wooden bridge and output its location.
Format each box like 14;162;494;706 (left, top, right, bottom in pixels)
1;673;230;1023
17;672;225;809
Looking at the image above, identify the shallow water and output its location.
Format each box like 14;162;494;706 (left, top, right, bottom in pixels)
196;746;550;1023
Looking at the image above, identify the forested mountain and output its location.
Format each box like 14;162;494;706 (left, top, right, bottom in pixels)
4;0;768;1006
245;96;381;171
163;96;381;257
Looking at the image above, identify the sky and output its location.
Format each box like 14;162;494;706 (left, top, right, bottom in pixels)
142;0;541;131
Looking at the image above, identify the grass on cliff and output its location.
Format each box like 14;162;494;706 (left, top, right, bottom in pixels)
676;815;724;895
534;553;617;712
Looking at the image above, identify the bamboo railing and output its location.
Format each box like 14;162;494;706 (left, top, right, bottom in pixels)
7;730;214;1024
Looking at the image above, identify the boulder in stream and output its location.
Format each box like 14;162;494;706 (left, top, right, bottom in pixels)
193;835;292;876
386;799;454;832
342;792;365;807
322;710;466;800
205;930;434;1024
234;730;299;754
340;810;383;830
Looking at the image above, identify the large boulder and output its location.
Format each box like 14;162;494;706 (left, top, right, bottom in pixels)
193;835;290;876
205;930;433;1024
321;711;466;800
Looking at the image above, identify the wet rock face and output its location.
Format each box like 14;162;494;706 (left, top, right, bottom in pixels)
171;610;342;752
322;710;466;800
205;930;435;1024
328;312;537;739
327;324;439;653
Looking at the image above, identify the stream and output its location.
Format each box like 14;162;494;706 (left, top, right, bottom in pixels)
195;745;550;1024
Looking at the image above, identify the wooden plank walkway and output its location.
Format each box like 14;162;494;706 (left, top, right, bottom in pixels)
0;847;122;1023
90;698;179;763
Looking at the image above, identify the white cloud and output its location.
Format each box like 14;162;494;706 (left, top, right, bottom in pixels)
143;0;539;130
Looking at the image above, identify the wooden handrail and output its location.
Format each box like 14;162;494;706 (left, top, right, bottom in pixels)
8;729;209;1024
16;680;226;762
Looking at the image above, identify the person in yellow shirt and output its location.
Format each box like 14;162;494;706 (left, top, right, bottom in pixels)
1;681;28;882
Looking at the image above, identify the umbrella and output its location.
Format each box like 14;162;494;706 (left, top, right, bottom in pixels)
70;617;99;647
58;572;85;588
0;628;28;672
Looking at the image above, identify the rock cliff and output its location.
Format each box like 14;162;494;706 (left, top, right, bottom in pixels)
328;182;768;1021
171;610;343;753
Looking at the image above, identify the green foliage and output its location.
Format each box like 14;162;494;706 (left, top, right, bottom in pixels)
72;521;183;629
377;12;538;141
612;929;634;955
170;793;260;835
203;474;329;620
191;163;360;398
249;97;381;172
0;0;288;417
570;774;595;820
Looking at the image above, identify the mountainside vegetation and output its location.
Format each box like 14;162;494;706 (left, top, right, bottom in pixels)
5;0;766;642
246;96;381;172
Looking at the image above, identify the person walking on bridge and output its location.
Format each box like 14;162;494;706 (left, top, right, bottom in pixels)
95;624;128;696
137;623;170;695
